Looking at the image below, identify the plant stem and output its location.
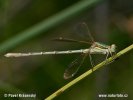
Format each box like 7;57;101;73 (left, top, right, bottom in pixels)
45;44;133;100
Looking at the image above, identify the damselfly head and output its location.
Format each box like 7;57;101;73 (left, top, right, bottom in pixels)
110;44;116;52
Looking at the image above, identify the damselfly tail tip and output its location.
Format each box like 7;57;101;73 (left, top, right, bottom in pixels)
4;53;11;57
4;53;21;57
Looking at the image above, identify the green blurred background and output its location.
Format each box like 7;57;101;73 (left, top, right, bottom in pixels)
0;0;133;100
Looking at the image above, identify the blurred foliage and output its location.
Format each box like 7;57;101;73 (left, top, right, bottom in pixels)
0;0;133;100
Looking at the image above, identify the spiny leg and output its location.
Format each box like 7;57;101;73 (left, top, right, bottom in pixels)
104;51;109;65
107;48;116;64
105;48;115;65
88;47;95;71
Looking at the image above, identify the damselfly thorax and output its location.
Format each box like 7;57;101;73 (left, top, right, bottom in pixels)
91;42;116;55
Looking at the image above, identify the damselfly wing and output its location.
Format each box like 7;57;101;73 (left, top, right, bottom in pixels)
78;22;95;43
64;53;88;79
53;23;94;44
53;37;91;44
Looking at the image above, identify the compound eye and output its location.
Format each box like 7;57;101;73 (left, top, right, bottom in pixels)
111;44;116;52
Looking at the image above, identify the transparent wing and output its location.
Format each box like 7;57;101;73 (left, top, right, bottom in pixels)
77;22;94;42
53;37;91;44
64;54;88;79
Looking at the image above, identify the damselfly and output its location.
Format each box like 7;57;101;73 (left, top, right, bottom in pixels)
4;23;116;79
